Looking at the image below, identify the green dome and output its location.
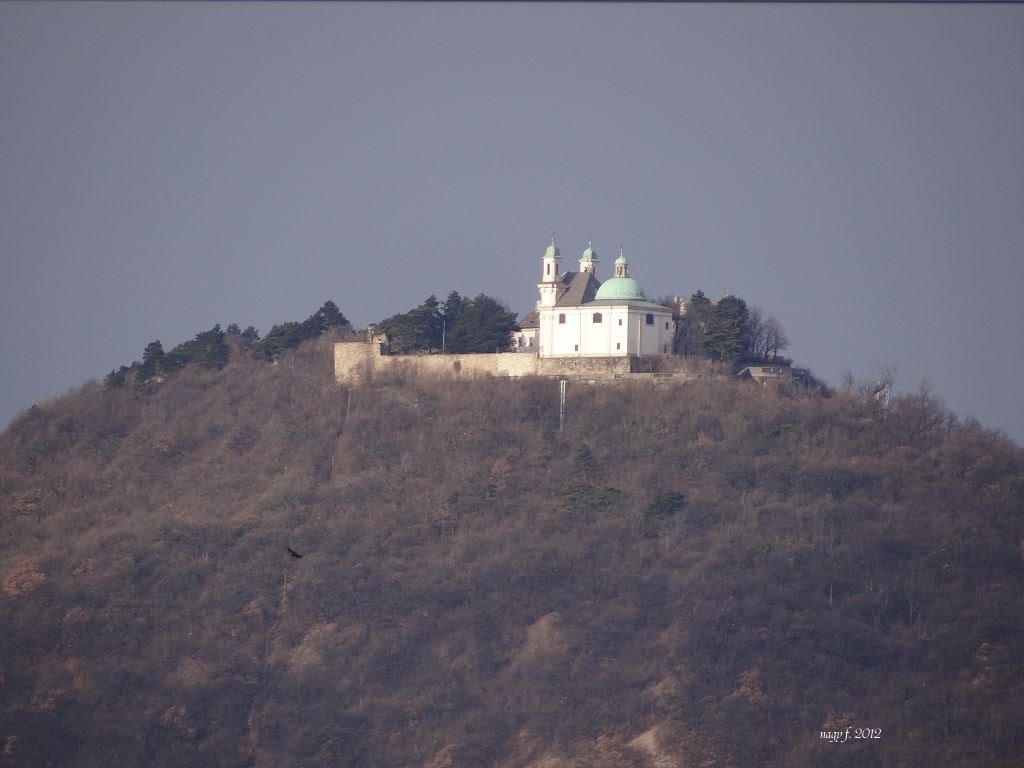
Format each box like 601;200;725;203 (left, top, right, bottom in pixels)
544;236;560;259
614;252;628;265
581;242;598;262
594;276;646;301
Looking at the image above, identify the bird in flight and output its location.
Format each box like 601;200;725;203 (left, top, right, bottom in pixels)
287;547;303;559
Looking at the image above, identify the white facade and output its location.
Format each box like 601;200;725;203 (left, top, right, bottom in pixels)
538;303;673;357
515;239;674;359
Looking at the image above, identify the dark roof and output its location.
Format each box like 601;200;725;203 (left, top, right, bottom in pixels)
555;271;601;307
517;271;606;320
518;309;539;328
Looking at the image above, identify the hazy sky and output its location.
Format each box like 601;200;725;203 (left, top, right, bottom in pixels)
2;3;1023;444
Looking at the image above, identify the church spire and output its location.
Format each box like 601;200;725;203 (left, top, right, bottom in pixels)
542;234;561;278
538;235;563;306
579;240;599;275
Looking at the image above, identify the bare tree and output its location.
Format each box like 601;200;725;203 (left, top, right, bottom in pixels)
858;363;898;415
746;306;767;357
742;306;789;359
839;370;856;395
763;315;790;358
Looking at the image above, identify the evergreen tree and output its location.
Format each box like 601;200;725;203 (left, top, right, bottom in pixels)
679;290;713;357
445;294;519;353
238;325;260;351
378;296;443;354
441;291;468;352
404;296;443;351
193;324;230;369
379;292;517;354
139;340;165;379
377;312;413;353
301;300;349;338
416;295;444;351
256;321;305;360
255;301;347;359
104;365;132;388
169;325;230;369
701;295;749;363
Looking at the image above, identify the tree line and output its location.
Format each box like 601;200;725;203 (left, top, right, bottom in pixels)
377;289;789;366
105;300;350;390
376;291;519;354
103;287;791;393
668;291;790;365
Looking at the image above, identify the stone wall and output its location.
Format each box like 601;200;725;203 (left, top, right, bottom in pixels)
536;356;630;377
334;342;639;385
334;343;536;385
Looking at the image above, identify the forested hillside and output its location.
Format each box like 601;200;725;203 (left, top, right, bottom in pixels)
1;334;1022;767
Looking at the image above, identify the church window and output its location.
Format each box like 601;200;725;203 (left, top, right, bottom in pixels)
592;313;603;323
574;344;579;351
646;313;654;325
665;321;670;329
546;263;551;275
616;342;621;350
558;313;566;324
618;319;623;326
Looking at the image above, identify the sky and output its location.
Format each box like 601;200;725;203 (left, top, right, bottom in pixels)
2;2;1023;444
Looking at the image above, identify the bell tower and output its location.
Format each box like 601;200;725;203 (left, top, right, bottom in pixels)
579;241;599;276
538;235;563;308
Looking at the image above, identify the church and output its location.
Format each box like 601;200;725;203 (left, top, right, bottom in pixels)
514;238;675;358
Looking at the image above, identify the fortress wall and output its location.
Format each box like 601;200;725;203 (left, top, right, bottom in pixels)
386;352;539;381
333;342;383;385
536;356;630;377
334;343;540;385
334;342;670;386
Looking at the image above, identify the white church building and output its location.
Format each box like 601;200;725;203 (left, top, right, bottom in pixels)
514;238;674;358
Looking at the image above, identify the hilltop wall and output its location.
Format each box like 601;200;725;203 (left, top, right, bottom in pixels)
333;342;635;385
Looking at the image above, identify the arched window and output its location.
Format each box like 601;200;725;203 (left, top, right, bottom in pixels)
546;263;551;275
592;312;603;323
646;313;654;325
558;313;566;324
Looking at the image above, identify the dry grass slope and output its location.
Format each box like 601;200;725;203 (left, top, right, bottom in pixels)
1;334;1022;767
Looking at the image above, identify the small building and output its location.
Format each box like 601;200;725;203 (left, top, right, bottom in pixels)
513;238;674;358
736;362;793;383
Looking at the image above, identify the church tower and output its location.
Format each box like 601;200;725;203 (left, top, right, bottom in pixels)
538;236;563;308
614;246;629;277
579;241;599;276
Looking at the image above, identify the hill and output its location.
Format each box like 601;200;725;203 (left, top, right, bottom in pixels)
1;334;1022;767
